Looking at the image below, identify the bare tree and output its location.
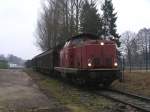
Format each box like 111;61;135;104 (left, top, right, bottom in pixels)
36;0;71;50
136;28;150;71
36;0;101;51
121;31;136;72
121;28;150;71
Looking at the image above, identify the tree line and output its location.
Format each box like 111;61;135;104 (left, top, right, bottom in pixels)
36;0;120;51
0;54;25;66
121;28;150;71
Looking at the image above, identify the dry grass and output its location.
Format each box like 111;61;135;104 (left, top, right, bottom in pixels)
112;71;150;97
25;69;114;112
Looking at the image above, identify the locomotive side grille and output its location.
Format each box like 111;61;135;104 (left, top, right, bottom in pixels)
93;58;100;67
106;58;112;66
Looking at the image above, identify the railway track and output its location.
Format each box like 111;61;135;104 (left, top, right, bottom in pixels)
94;89;150;112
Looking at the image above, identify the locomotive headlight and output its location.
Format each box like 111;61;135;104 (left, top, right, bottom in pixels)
112;36;115;40
88;63;92;67
100;42;104;46
114;62;118;67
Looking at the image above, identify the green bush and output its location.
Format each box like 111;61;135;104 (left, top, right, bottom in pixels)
0;61;9;69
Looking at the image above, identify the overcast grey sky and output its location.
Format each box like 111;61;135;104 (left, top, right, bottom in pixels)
113;0;150;33
0;0;150;60
0;0;41;60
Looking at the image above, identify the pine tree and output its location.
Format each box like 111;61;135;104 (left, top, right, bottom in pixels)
80;0;100;34
102;0;120;47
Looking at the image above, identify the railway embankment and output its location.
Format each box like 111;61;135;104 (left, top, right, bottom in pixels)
25;70;113;112
112;71;150;97
25;69;142;112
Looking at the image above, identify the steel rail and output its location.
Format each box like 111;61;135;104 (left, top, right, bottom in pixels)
94;89;150;112
107;89;150;102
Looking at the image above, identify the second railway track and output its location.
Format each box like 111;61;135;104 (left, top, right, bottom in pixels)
94;89;150;112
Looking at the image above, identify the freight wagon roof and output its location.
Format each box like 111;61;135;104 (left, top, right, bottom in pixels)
32;43;64;60
34;49;53;59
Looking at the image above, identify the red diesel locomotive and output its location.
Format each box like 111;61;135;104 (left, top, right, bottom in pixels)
32;33;122;87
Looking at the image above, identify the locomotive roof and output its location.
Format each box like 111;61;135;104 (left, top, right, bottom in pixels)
33;33;115;60
67;33;99;41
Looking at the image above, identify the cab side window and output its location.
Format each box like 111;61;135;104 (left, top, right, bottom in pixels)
64;41;70;48
71;38;84;47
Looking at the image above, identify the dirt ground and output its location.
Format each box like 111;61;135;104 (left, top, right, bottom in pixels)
0;69;69;112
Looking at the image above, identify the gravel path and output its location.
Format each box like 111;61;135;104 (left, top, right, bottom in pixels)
0;69;67;112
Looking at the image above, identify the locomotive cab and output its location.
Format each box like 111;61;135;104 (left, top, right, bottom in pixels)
55;33;122;87
59;34;119;69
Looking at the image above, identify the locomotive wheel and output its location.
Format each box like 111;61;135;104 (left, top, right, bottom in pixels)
73;78;84;86
84;81;100;87
70;76;85;86
102;80;113;88
66;74;74;84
